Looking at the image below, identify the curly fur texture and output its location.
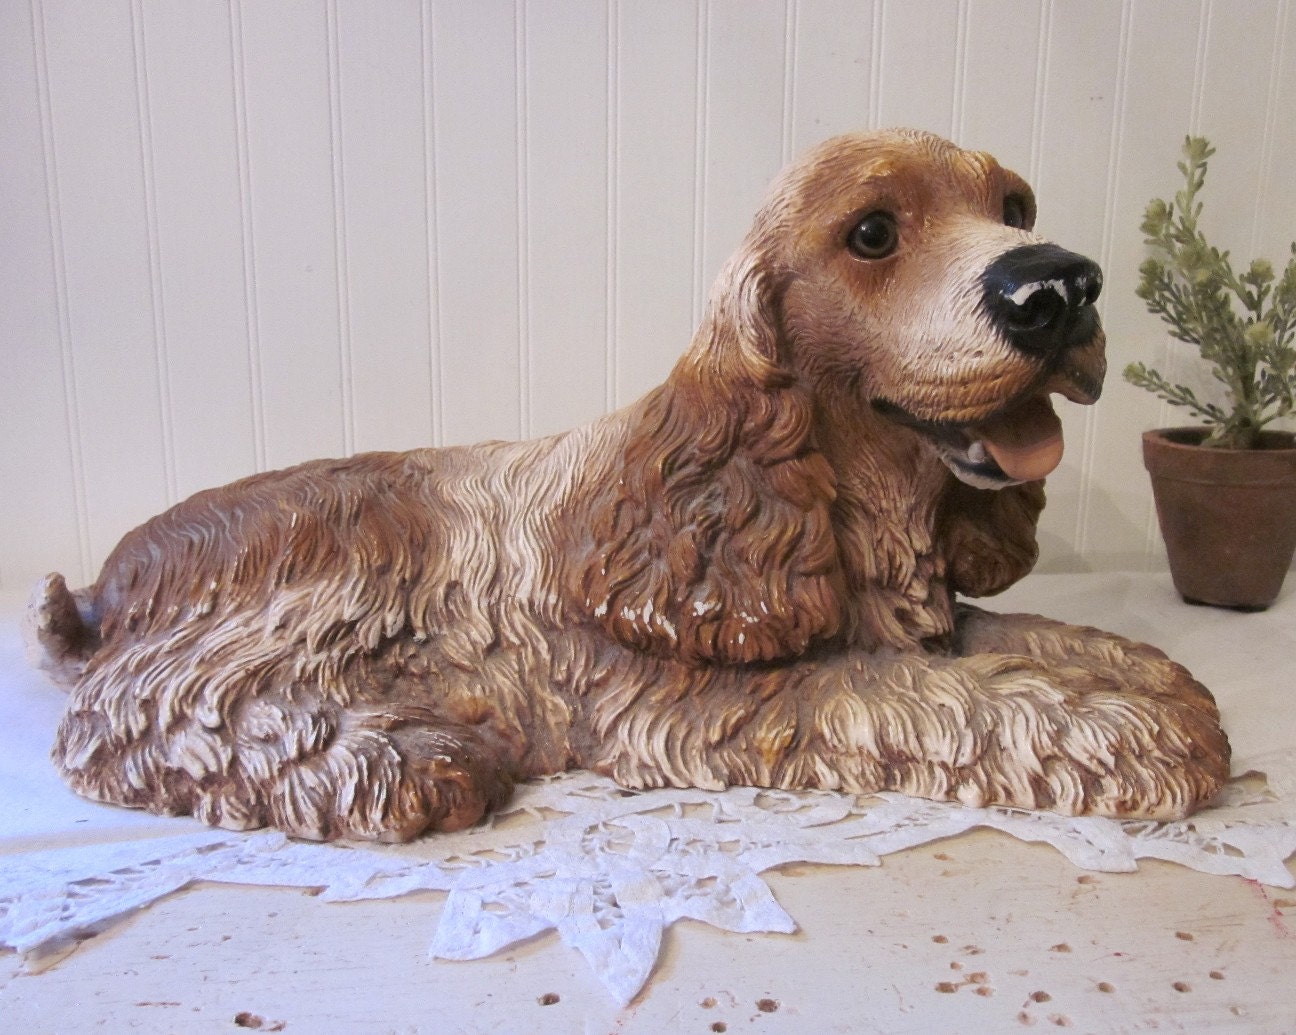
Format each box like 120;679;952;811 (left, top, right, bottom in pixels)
27;129;1229;841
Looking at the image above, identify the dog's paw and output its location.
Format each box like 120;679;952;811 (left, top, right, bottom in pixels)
265;715;515;842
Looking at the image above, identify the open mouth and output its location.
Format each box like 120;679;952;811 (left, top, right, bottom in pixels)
874;369;1103;489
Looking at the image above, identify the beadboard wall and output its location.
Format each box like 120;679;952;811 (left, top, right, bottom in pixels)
2;0;1294;591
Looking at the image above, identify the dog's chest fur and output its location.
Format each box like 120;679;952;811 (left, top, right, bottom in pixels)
827;440;955;653
795;388;954;653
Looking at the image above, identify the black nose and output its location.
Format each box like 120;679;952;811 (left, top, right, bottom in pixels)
982;244;1103;356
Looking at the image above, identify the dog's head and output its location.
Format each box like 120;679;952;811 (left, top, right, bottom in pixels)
585;130;1106;662
736;127;1107;489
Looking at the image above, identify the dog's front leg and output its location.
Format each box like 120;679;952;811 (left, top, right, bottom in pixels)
584;629;1230;820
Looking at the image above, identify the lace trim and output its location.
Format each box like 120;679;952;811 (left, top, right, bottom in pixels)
3;750;1293;1005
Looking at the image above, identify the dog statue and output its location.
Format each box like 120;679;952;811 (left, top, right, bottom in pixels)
26;129;1230;842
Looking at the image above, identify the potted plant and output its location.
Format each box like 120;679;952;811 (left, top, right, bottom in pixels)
1124;136;1296;610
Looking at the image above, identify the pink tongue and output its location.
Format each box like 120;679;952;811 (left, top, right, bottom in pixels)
974;397;1065;481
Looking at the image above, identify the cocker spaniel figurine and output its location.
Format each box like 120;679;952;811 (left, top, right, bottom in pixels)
27;129;1230;842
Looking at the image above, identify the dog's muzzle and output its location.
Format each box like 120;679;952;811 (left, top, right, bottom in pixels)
876;244;1107;491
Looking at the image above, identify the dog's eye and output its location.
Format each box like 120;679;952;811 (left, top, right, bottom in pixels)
847;212;899;259
1003;194;1031;230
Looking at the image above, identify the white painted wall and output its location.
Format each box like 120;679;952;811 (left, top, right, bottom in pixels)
2;0;1294;591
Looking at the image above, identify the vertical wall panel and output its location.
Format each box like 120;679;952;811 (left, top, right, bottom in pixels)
1194;1;1285;260
612;0;700;405
1257;2;1295;265
39;0;170;572
238;0;346;469
1082;0;1204;570
139;1;258;499
429;0;521;446
787;0;879;154
698;0;789;300
959;0;1043;172
335;0;435;454
524;0;610;438
0;0;85;590
875;0;960;136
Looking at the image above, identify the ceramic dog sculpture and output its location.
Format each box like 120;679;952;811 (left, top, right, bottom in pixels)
27;129;1230;841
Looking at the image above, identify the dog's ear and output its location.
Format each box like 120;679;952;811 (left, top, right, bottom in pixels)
580;248;843;664
937;479;1044;597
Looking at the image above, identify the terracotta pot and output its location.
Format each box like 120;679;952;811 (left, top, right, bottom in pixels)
1142;427;1296;610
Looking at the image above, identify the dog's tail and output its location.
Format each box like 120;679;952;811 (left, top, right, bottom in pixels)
23;572;100;689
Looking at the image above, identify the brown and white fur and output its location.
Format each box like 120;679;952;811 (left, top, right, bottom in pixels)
26;129;1229;842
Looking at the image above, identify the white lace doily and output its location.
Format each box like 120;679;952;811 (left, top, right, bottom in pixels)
3;750;1294;1005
